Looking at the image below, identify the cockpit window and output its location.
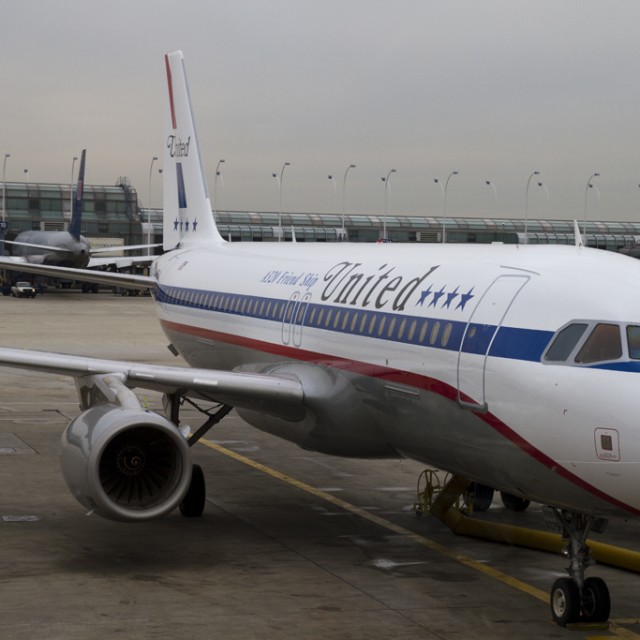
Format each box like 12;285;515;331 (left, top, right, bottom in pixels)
544;323;588;361
574;323;622;364
627;326;640;360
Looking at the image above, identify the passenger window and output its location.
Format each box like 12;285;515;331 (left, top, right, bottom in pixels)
430;321;440;345
387;317;396;338
398;318;407;340
325;309;333;327
575;323;622;364
441;323;452;347
545;323;588;361
408;319;417;341
627;326;640;359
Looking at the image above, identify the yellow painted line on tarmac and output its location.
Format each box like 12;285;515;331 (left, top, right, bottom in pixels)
198;437;548;603
200;438;640;637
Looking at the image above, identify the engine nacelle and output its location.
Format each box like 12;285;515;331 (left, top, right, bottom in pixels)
60;404;192;521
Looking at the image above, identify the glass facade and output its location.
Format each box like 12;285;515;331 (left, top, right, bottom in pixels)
1;178;638;252
213;211;640;250
0;181;142;244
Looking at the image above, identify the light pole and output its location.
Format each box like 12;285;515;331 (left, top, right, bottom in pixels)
341;164;356;241
147;156;158;254
273;162;290;241
1;153;9;257
524;170;540;245
70;155;78;219
214;159;225;214
24;169;29;184
583;172;600;241
381;169;396;241
327;174;338;218
2;153;10;222
485;179;497;199
435;170;458;243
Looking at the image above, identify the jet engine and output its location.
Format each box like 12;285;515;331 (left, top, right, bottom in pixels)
59;404;192;522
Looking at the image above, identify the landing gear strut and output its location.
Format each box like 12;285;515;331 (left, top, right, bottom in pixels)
548;508;610;626
164;392;234;519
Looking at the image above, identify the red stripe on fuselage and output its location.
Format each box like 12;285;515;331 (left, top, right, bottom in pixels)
165;54;177;130
160;318;640;516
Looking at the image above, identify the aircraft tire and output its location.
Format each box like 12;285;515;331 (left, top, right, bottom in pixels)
581;577;610;623
500;492;531;511
464;482;494;512
550;577;580;626
179;464;206;518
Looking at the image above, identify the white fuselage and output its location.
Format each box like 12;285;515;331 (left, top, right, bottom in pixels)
151;240;640;517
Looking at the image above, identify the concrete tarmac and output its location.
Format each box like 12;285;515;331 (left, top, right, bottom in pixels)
0;292;639;639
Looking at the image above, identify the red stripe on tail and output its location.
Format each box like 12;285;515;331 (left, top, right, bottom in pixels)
165;54;177;130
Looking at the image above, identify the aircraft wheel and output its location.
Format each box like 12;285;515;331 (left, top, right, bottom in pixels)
550;577;580;626
464;482;494;512
581;576;610;623
179;464;206;518
500;491;531;511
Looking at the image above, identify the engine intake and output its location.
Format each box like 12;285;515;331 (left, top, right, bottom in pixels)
60;404;192;521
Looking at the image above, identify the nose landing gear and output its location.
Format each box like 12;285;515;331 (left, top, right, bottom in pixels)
547;508;610;626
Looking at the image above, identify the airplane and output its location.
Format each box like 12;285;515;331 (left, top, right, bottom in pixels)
0;50;640;627
3;149;158;272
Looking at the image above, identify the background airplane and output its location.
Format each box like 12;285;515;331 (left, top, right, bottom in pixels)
1;51;640;627
2;149;158;272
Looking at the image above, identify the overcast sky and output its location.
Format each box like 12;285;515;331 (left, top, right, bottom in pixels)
3;0;640;222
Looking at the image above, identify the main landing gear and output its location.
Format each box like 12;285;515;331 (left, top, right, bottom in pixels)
164;392;234;519
548;508;610;626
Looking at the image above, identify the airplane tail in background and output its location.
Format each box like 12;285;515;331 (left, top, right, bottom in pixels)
68;149;86;240
163;51;224;250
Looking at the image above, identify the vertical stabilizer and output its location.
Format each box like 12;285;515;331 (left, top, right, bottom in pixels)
163;51;224;250
68;149;86;240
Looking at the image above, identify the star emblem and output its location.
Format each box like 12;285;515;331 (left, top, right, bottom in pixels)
429;286;446;307
192;219;198;231
442;286;459;309
417;285;433;306
173;218;180;231
455;287;475;311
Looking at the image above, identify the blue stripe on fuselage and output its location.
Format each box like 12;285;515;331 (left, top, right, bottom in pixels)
156;283;555;363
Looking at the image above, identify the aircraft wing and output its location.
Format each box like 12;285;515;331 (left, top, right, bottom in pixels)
90;243;162;254
87;254;155;269
0;258;155;291
3;239;72;253
0;347;305;420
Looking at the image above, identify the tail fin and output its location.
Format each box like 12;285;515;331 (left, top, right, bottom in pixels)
163;51;224;250
68;149;86;240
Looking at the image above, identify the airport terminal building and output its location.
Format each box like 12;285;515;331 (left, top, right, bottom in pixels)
1;179;142;249
2;180;640;253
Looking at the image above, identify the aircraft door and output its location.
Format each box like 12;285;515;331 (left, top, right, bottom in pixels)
281;291;311;347
457;275;529;411
291;292;311;347
281;292;300;345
